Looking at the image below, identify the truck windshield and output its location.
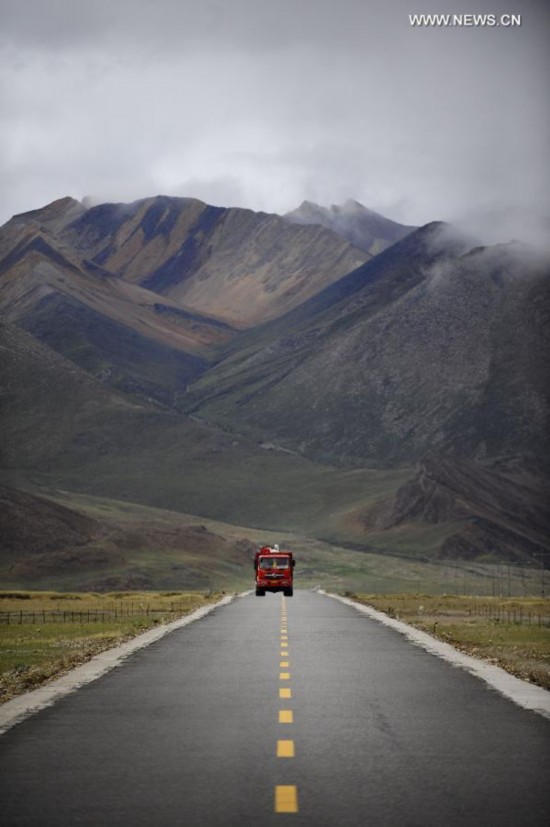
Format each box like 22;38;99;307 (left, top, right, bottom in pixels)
259;557;289;570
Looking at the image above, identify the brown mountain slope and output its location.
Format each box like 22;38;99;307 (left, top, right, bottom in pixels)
0;197;86;262
362;455;550;565
0;223;242;404
0;485;98;556
0;224;238;353
0;484;258;591
53;195;370;326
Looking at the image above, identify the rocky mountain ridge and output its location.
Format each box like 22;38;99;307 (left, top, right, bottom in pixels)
0;194;372;404
362;454;550;564
285;198;414;255
185;223;549;469
53;195;370;326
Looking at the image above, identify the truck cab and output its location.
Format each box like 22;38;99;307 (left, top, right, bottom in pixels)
254;546;295;596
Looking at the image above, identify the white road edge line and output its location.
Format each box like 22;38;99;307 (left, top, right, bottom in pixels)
0;594;235;736
322;591;550;721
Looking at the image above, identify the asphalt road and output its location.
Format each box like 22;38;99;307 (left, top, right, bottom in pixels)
1;590;549;826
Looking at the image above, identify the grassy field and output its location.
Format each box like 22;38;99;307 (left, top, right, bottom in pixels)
352;594;550;690
0;590;221;703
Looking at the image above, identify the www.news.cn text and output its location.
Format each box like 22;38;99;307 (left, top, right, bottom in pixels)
409;13;521;27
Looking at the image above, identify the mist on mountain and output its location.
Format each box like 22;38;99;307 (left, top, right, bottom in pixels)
453;206;550;254
284;198;414;255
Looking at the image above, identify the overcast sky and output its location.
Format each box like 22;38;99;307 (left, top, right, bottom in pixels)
1;0;549;231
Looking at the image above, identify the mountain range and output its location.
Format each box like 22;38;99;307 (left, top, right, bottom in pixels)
0;194;548;589
285;198;414;255
185;224;548;468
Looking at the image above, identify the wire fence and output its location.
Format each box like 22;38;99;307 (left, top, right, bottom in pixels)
436;561;548;599
0;606;189;625
468;603;549;627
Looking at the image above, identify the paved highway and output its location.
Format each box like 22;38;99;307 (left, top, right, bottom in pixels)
1;590;549;826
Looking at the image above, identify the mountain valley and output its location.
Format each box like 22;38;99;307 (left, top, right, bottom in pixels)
1;195;548;591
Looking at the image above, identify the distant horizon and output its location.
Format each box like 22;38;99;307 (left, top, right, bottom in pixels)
7;190;550;252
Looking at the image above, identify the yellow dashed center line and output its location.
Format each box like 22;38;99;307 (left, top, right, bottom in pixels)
275;596;297;812
275;786;298;813
277;740;295;758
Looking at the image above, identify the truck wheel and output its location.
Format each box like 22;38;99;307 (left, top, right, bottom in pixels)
255;588;266;597
284;588;293;597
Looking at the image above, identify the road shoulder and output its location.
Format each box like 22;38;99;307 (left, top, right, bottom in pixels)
324;591;550;720
0;594;234;735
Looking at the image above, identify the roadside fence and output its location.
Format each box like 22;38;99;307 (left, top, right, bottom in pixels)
468;603;549;627
0;605;189;626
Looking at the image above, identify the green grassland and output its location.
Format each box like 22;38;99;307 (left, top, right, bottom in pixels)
353;594;550;689
0;590;221;702
28;451;410;542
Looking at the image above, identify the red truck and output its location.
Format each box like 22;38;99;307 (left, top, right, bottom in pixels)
254;545;295;597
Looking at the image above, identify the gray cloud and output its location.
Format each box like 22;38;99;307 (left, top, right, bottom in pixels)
1;0;548;244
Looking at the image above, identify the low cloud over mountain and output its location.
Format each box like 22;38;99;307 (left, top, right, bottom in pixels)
284;198;414;255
